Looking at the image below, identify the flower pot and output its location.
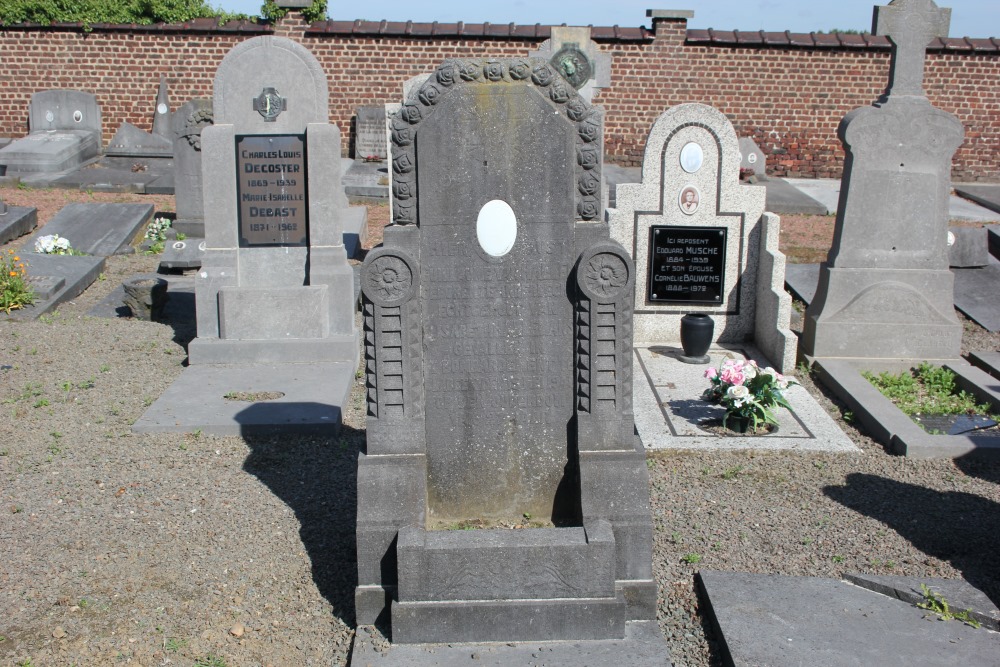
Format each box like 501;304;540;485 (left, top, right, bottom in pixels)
679;313;713;364
724;414;778;435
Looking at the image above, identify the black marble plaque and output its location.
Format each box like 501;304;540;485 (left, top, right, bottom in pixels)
236;134;308;247
648;225;727;303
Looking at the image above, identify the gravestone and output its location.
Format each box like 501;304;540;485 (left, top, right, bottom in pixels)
529;27;611;103
608;103;796;372
353;106;387;161
171;98;213;237
802;0;963;361
0;91;101;172
21;203;153;257
107;77;173;158
188;36;358;366
355;58;661;654
739;136;767;180
0;197;37;246
152;75;171;139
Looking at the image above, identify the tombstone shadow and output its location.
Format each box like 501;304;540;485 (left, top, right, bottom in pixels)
954;453;1000;488
236;402;361;626
823;473;1000;608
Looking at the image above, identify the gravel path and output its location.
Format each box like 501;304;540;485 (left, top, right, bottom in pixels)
1;193;999;667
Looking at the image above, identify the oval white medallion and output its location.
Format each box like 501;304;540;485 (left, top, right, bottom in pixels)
476;199;517;257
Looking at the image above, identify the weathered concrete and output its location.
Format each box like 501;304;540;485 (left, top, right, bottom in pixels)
955;183;1000;214
21;203;153;257
350;621;671;666
700;571;1000;667
131;362;353;436
0;206;37;245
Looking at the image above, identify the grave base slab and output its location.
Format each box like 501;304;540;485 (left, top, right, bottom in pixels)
699;571;1000;667
1;254;105;321
814;358;1000;459
633;344;858;452
350;621;670;666
20;203;154;257
131;361;354;436
0;206;38;245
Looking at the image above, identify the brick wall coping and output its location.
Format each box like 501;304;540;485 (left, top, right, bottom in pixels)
686;29;1000;51
1;18;996;49
0;17;271;33
303;19;654;41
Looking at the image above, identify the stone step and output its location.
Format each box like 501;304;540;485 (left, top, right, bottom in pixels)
351;620;670;666
391;594;626;644
397;521;616;602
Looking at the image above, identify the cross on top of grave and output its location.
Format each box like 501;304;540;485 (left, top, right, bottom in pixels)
874;0;951;97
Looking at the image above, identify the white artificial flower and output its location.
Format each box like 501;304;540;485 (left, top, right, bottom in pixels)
727;384;750;406
743;364;758;380
55;236;70;250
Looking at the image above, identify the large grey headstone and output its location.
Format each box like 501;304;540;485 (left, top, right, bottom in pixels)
355;58;660;652
171;98;213;236
802;0;964;361
608;103;796;372
0;90;101;173
188;36;358;366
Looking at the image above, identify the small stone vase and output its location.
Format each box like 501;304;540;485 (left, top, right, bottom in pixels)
679;313;713;364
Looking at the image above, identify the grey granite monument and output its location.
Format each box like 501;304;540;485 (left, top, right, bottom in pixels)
608;103;796;372
188;36;358;366
0;90;101;173
802;0;964;361
354;58;662;654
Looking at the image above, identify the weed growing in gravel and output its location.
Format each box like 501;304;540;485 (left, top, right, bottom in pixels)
720;465;744;480
681;553;702;564
164;637;187;652
100;364;110;373
832;555;844;563
864;364;993;419
194;655;228;667
1;249;35;313
917;584;981;628
143;216;173;254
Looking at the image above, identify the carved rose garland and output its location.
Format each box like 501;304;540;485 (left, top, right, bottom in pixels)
389;58;602;225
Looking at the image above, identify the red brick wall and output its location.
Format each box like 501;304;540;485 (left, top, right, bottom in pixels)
0;17;997;181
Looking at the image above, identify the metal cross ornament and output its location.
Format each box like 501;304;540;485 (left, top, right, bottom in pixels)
253;87;287;122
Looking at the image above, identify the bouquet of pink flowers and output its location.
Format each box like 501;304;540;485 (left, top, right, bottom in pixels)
702;358;797;433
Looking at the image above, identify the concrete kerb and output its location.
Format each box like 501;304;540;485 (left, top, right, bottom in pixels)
813;358;1000;459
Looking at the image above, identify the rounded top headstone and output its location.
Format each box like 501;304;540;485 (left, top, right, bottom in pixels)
212;36;329;130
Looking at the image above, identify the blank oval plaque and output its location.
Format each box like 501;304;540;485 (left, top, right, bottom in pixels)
476;200;518;257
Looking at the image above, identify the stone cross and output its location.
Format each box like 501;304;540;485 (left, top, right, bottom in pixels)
874;0;951;97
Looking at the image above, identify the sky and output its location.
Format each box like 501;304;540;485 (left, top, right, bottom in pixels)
212;1;998;38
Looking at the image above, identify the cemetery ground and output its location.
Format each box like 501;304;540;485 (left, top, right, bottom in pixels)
1;186;999;667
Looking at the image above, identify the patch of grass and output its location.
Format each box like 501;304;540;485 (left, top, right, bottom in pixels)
864;363;993;418
681;553;702;564
194;656;227;667
164;637;187;653
720;465;744;480
917;584;981;628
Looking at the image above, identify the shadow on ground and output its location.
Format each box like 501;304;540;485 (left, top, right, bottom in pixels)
238;407;362;627
824;473;1000;608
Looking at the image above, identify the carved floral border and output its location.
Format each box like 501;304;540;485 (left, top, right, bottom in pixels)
389;57;603;226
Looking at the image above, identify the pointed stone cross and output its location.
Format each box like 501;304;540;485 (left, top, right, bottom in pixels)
875;0;952;97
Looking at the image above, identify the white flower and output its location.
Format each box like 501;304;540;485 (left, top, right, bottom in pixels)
761;367;778;380
55;236;70;250
743;364;758;380
35;234;56;253
727;384;751;406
